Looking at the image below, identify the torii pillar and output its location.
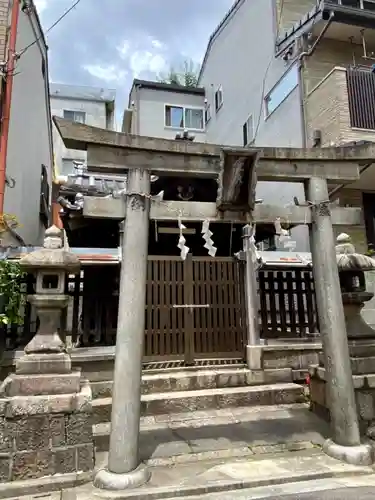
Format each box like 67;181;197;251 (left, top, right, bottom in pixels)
94;167;152;490
306;177;372;465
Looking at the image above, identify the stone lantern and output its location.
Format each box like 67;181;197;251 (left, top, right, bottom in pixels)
0;226;94;485
21;225;79;355
335;233;375;340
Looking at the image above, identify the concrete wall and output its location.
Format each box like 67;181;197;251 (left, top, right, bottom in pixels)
130;86;206;141
51;95;112;175
4;4;53;246
305;66;375;147
302;38;374;96
199;0;309;250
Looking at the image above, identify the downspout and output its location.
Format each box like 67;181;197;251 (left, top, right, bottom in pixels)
0;0;20;214
298;11;335;148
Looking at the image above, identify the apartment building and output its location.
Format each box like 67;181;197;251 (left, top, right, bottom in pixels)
51;83;116;176
124;79;206;141
196;0;375;255
0;0;53;246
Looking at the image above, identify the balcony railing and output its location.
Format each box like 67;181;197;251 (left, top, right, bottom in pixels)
327;0;375;12
305;66;375;146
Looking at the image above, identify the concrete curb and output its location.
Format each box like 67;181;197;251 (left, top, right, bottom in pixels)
90;467;373;499
0;470;92;499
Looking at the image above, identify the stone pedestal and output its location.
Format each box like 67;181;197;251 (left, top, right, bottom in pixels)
310;340;375;437
0;379;94;483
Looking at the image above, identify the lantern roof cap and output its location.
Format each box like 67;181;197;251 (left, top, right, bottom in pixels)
20;225;80;271
336;233;375;271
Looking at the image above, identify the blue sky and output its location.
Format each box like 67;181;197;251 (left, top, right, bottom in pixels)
35;0;234;125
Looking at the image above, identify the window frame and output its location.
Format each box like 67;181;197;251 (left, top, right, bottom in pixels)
63;109;86;124
215;85;223;112
243;114;254;146
205;103;211;124
164;104;205;131
40;164;50;228
264;64;298;118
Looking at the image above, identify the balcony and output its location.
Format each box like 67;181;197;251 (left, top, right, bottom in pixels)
277;0;375;54
316;0;375;45
305;66;375;190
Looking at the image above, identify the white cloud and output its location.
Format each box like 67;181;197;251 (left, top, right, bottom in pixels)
34;0;47;14
117;40;131;59
83;64;127;82
129;51;167;78
150;39;165;50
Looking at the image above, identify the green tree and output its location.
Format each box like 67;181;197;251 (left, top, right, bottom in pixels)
158;59;199;87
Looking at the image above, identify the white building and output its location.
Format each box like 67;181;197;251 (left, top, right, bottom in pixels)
50;84;116;176
125;80;206;142
2;0;53;246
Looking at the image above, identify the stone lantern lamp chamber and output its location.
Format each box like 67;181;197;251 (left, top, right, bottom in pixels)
336;233;375;340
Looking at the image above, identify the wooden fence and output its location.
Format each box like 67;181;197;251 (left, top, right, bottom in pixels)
0;260;319;358
258;268;319;338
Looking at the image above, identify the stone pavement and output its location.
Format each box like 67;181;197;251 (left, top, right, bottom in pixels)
94;403;330;465
3;404;375;500
72;450;374;499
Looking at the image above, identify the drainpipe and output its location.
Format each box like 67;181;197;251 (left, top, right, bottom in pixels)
298;11;335;148
0;0;20;214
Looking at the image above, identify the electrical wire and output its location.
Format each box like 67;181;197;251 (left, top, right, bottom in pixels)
253;0;285;142
17;0;83;56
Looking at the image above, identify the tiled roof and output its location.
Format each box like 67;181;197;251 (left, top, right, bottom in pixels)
58;172;126;197
50;83;116;103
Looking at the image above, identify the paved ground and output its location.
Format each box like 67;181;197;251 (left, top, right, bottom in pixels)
267;489;375;499
95;403;330;466
165;476;375;499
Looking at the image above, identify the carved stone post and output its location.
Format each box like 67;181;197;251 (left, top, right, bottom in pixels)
242;225;261;370
0;226;94;485
306;177;372;465
94;168;151;491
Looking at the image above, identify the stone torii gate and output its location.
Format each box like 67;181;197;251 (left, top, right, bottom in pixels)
54;117;373;491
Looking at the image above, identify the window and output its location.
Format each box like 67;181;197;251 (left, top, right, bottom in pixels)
215;86;223;112
205;104;211;124
243;114;254;146
61;159;76;175
40;164;50;228
63;110;86;124
165;105;204;130
265;65;298;117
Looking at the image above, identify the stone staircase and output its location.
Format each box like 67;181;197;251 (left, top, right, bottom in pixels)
90;365;306;451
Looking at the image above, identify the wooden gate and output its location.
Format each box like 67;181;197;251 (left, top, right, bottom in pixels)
144;255;246;364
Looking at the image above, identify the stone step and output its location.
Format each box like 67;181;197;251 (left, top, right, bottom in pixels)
93;402;313;453
91;382;306;425
90;367;293;399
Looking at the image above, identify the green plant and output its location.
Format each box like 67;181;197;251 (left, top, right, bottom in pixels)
157;59;200;87
0;260;26;325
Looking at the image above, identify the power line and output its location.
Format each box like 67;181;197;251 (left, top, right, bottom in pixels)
253;0;285;142
18;0;83;56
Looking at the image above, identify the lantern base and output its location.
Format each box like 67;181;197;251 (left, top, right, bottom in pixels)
16;352;72;375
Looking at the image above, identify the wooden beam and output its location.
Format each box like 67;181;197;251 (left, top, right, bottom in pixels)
86;143;360;183
54;118;363;182
87;145;220;178
82;197;362;226
255;160;359;183
53;117;375;163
